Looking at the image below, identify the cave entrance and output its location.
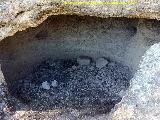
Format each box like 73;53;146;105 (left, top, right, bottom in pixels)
0;15;159;119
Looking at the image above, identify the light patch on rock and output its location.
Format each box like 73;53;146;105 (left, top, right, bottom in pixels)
41;81;50;90
77;56;91;65
51;80;58;87
96;57;109;69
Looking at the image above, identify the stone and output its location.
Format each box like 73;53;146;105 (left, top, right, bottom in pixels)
41;81;50;90
0;0;160;41
0;0;160;119
51;80;58;87
77;56;91;66
112;43;160;120
96;57;109;69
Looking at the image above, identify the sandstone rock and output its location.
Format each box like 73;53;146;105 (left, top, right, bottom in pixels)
0;0;160;120
0;0;160;41
96;57;109;69
111;43;160;120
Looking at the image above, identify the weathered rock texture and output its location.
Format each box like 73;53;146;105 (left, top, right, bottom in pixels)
0;0;160;120
0;0;160;41
111;43;160;120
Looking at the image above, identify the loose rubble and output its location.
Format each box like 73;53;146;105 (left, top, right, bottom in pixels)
9;57;132;118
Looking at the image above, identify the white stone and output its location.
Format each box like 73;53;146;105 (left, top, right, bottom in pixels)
96;57;109;69
41;81;50;90
77;56;91;65
51;80;58;87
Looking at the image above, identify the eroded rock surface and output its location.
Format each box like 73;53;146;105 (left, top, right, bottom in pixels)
0;0;160;120
0;0;160;41
111;43;160;120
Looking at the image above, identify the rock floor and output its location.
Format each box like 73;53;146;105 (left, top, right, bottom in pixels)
3;58;132;119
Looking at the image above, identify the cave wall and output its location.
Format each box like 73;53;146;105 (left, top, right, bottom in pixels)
1;16;159;83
